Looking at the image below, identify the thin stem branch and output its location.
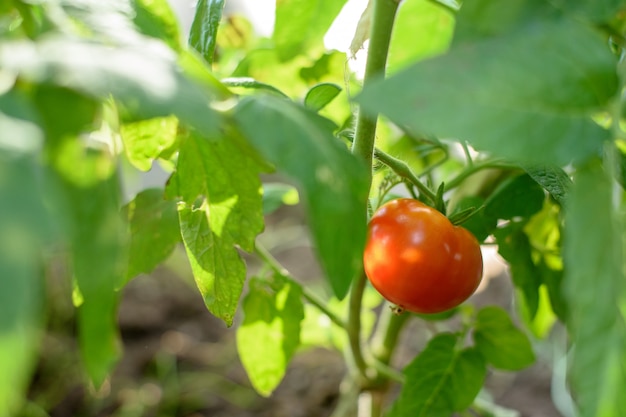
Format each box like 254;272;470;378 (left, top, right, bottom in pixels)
348;272;371;381
444;160;520;191
255;243;348;329
373;146;437;203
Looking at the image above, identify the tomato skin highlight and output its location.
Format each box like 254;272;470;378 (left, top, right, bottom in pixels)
363;198;483;314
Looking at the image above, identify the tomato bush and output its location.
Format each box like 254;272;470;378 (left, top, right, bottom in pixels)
2;0;626;416
364;198;483;314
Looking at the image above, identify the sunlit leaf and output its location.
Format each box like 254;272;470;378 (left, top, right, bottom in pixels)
389;333;487;417
130;0;182;51
121;116;178;171
237;277;304;396
473;306;535;370
273;0;347;61
166;130;264;326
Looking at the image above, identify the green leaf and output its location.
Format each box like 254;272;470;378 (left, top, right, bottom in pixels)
189;0;224;65
304;83;341;112
356;20;618;166
64;170;127;387
236;277;305;396
120;116;178;171
387;0;455;72
123;188;180;282
524;165;572;206
473;306;535;370
166;131;264;326
130;0;182;51
389;333;487;417
563;158;626;417
262;183;299;215
233;96;369;299
450;196;495;242
484;173;545;221
494;225;542;318
1;37;222;136
0;152;46;416
273;0;347;61
453;0;557;45
553;0;626;23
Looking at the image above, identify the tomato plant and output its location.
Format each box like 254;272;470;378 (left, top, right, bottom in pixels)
364;198;483;314
2;0;626;416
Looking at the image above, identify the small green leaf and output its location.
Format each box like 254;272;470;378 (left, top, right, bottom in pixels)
389;333;487;417
121;116;178;171
484;174;545;221
189;0;225;65
473;306;535;371
166;131;264;326
233;96;369;299
123;188;180;282
357;20;617;166
563;158;626;417
524;165;572;206
304;83;341;112
263;183;299;215
237;277;305;396
273;0;347;61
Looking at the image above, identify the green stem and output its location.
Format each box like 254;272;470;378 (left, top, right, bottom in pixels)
347;0;400;389
444;160;520;191
373;146;437;203
255;243;348;329
371;307;410;367
347;272;371;381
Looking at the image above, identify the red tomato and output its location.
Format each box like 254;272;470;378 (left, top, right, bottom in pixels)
363;198;483;314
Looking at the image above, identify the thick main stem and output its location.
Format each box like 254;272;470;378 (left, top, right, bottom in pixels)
347;0;400;395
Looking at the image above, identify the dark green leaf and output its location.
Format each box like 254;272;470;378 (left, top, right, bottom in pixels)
304;83;341;112
123;188;180;282
453;0;558;45
262;183;299;215
0;151;45;416
236;277;305;396
494;225;541;317
189;0;224;65
524;165;572;205
473;306;535;370
389;333;487;417
233;96;369;299
273;0;347;61
539;261;568;321
166;131;264;326
1;37;221;136
450;196;495;242
484;174;545;221
64;168;127;387
130;0;182;51
563;158;626;417
357;20;618;166
120;116;178;171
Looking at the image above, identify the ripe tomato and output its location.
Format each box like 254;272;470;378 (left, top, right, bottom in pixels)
363;198;483;314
